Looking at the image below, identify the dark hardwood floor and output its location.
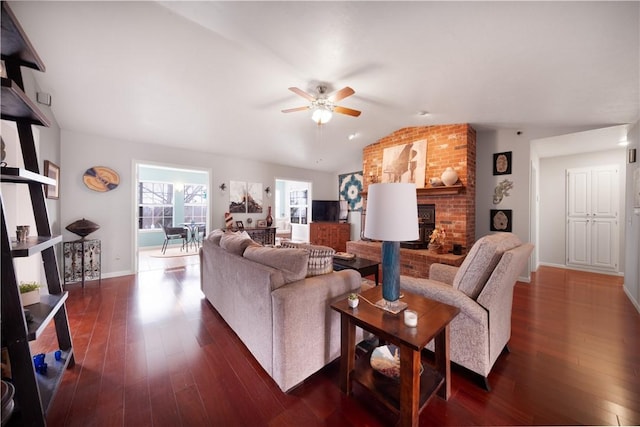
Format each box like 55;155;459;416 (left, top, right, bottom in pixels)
30;264;640;426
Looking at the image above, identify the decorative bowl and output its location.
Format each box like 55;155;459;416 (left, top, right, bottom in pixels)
65;218;100;238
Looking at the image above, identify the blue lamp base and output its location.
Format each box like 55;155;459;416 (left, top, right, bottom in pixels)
376;241;408;314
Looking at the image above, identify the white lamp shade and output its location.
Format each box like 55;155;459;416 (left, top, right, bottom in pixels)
364;183;419;242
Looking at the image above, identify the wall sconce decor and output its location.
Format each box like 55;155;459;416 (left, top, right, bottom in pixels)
265;186;272;197
219;183;227;192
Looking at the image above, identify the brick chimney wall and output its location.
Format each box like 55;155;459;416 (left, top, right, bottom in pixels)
362;124;476;252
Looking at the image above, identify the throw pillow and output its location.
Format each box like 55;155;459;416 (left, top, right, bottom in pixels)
220;232;258;256
243;246;309;284
281;242;335;277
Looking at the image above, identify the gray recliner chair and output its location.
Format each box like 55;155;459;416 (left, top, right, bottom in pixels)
400;232;534;390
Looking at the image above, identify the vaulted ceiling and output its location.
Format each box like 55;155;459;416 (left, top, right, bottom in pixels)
9;1;639;172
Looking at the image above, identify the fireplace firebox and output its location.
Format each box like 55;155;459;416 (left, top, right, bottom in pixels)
400;204;435;249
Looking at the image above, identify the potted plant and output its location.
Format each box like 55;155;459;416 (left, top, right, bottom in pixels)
429;226;447;254
348;293;359;308
19;281;40;306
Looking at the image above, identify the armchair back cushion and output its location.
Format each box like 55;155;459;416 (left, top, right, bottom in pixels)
453;232;522;299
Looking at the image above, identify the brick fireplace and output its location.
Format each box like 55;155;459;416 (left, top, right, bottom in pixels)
361;123;476;253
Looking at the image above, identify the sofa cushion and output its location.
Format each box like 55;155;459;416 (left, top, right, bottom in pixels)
206;229;226;246
280;242;335;276
453;232;521;299
220;232;258;256
243;246;309;284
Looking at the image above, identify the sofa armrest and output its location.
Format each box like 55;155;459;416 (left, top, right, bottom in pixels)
400;275;486;325
270;269;361;391
429;263;458;285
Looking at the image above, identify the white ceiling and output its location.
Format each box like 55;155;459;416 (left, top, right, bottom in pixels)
9;1;639;173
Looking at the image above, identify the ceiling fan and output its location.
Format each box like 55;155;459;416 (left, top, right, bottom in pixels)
282;85;361;125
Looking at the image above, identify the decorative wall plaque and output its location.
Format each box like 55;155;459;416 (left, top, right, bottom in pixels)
83;166;120;192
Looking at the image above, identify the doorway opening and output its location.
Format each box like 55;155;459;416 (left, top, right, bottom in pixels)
134;162;210;272
275;179;312;243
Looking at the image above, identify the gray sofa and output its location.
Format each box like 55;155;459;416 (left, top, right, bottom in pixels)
199;231;361;392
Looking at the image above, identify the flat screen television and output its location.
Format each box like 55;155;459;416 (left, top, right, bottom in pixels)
312;200;342;222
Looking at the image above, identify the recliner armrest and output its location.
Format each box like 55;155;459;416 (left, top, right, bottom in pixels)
400;276;487;324
429;263;458;285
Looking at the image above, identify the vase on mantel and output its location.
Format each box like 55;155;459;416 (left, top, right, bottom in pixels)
441;167;459;186
266;206;273;227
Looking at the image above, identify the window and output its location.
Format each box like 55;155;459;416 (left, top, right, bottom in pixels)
184;184;208;224
289;190;308;224
138;181;174;229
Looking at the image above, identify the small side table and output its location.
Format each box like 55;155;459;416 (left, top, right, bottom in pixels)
331;286;459;427
333;256;380;286
63;238;101;287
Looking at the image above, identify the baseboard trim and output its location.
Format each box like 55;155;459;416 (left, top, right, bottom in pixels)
538;262;623;277
623;286;640;314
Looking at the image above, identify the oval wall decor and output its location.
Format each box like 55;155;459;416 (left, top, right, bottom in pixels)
83;166;120;192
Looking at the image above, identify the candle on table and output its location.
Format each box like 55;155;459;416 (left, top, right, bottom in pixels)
404;309;418;327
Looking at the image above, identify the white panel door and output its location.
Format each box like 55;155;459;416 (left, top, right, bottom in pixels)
566;166;619;272
591;166;618;218
591;218;618;270
567;168;591;217
567;217;591;266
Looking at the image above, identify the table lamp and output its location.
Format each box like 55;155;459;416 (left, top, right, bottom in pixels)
364;183;419;313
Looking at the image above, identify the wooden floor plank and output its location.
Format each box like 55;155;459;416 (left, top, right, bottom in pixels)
26;262;639;427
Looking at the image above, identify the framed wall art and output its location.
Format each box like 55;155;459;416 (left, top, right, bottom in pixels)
490;209;512;232
381;139;427;187
338;171;364;211
229;181;247;213
247;182;263;213
493;151;512;175
44;160;60;199
236;221;244;230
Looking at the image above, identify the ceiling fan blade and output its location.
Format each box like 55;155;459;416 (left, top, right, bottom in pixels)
288;87;316;102
281;106;310;113
328;86;355;102
334;106;361;117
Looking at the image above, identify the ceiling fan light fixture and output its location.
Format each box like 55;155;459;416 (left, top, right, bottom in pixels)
311;106;333;124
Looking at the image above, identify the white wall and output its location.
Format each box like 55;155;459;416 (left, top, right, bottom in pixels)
538;150;626;271
61;129;340;277
476;129;532;243
624;122;640;311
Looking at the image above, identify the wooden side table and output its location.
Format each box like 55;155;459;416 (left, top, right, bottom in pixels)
63;238;101;287
331;286;459;427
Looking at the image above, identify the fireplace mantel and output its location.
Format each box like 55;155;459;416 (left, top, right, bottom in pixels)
361;185;465;198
